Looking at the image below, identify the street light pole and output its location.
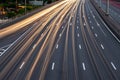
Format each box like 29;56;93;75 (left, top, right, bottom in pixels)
106;0;109;15
25;0;27;14
99;0;101;7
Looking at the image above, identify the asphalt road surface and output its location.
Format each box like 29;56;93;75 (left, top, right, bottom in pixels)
0;0;120;80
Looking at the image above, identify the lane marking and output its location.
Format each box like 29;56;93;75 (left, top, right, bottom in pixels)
0;25;33;56
93;15;95;18
19;62;25;69
100;44;104;49
70;23;72;26
0;49;5;51
90;21;92;23
97;23;100;26
62;26;64;29
77;33;80;37
33;44;37;49
95;33;98;37
84;22;86;26
77;26;79;29
59;33;62;37
98;14;120;43
52;62;55;70
92;26;94;29
56;44;59;49
41;33;44;36
111;62;117;70
0;44;11;49
79;44;81;49
82;62;86;70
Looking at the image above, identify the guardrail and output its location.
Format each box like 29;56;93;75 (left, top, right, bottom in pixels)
90;0;120;40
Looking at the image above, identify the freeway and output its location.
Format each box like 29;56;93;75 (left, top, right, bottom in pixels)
0;0;120;80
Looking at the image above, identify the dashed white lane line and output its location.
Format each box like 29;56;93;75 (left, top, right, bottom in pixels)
82;62;86;71
77;26;79;29
79;44;82;49
19;62;25;69
84;23;86;26
97;23;100;26
95;33;98;37
92;26;94;29
56;44;59;49
100;44;104;49
52;62;55;70
90;21;92;23
41;33;44;36
111;62;117;70
33;44;37;49
77;33;80;37
62;26;64;29
59;33;62;37
70;23;72;26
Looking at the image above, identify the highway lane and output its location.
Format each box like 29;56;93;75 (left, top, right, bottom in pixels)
85;0;120;79
0;0;120;80
0;0;71;79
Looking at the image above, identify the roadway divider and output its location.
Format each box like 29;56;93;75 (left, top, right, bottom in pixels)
90;0;120;40
0;1;62;29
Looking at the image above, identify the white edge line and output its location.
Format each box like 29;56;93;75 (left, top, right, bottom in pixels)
98;10;120;43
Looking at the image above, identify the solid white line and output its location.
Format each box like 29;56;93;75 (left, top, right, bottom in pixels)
56;44;59;49
19;62;25;69
111;62;117;70
52;62;55;70
1;20;34;57
98;14;120;43
82;62;86;70
101;44;104;49
79;44;81;49
95;33;98;37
